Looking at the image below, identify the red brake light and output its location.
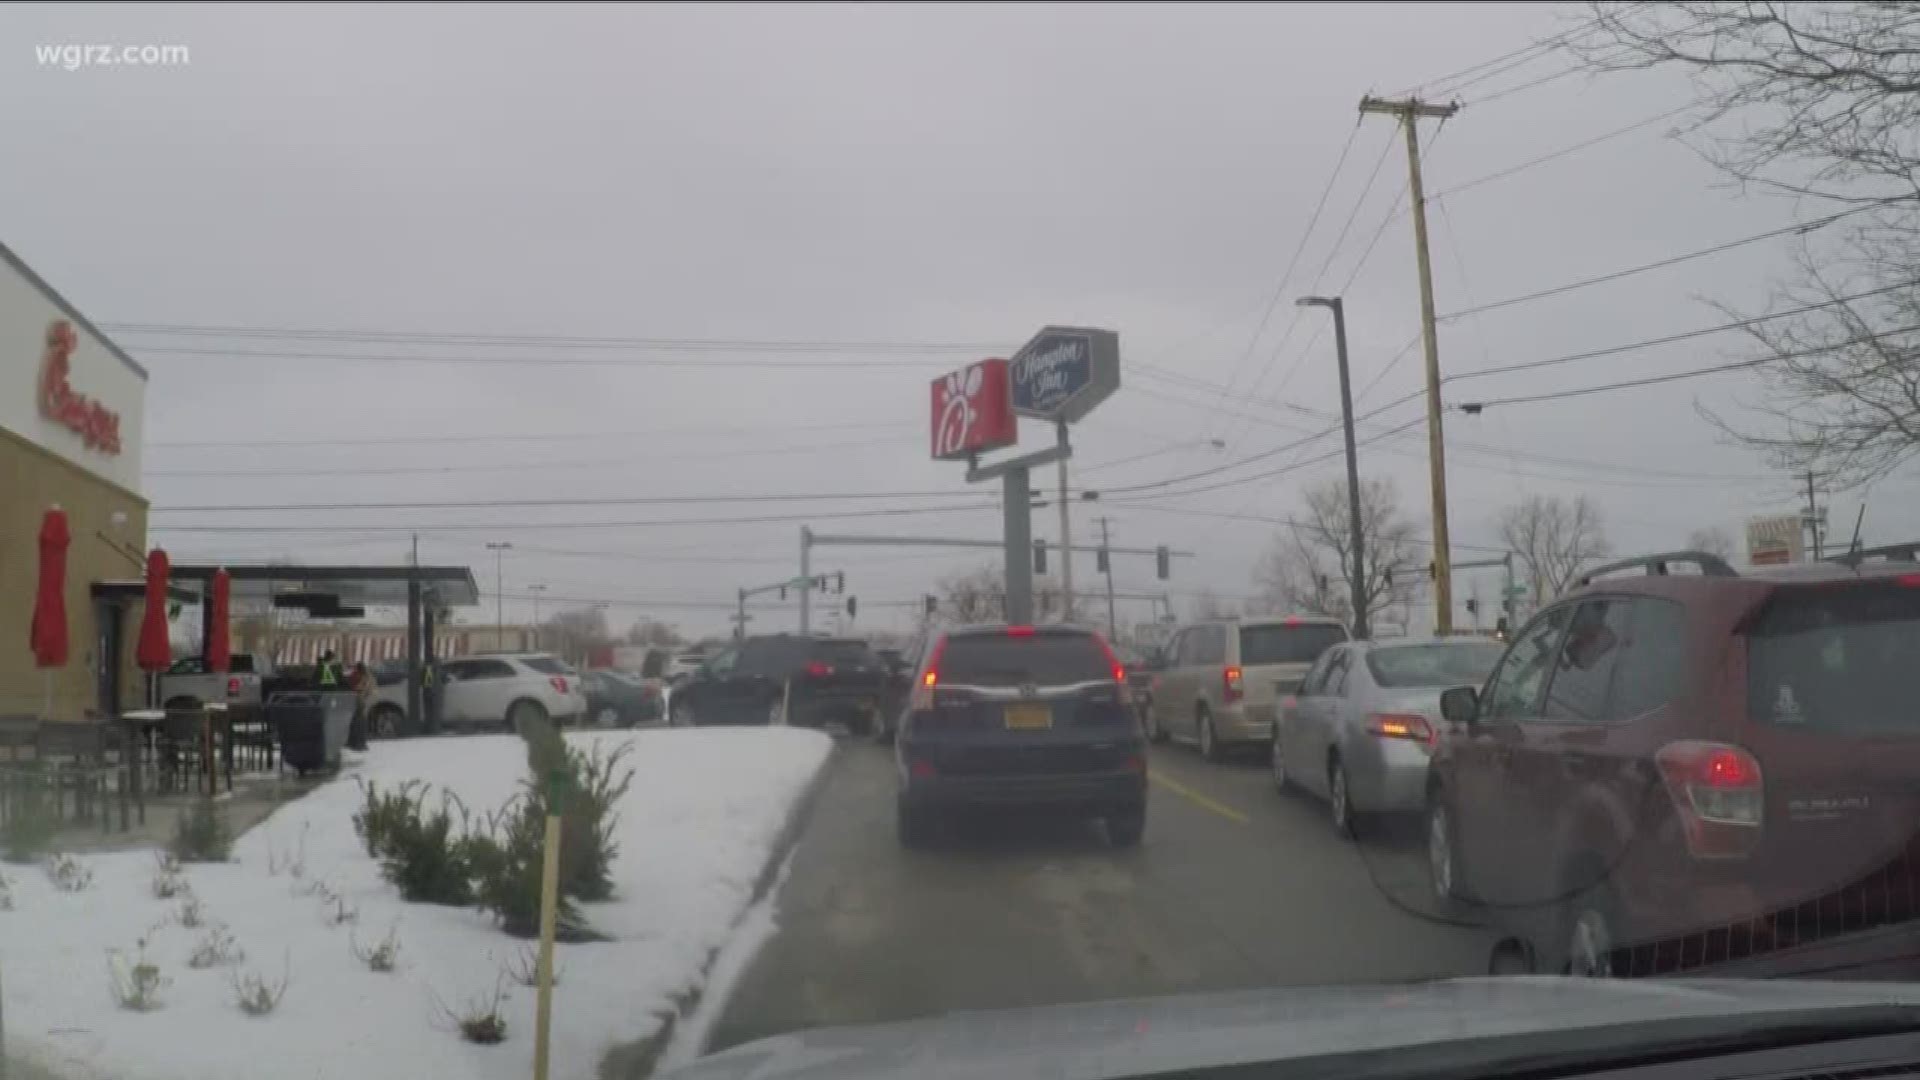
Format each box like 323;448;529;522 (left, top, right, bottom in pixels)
805;661;833;678
909;759;937;779
1223;665;1244;703
1284;616;1302;626
1655;740;1764;858
1900;573;1920;587
920;669;938;688
1090;633;1130;695
549;676;569;694
227;677;242;697
1006;625;1036;637
911;637;947;710
1367;713;1435;746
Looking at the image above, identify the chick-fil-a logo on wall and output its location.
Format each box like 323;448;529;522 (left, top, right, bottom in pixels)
929;358;1016;460
38;319;123;456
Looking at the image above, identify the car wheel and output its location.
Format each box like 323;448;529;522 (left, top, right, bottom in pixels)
1269;731;1290;792
1143;706;1167;744
1329;757;1358;838
1564;878;1620;978
896;800;933;849
369;704;405;740
507;699;548;737
1427;796;1464;910
1107;807;1146;848
669;695;695;727
1488;937;1536;976
872;710;895;746
1197;708;1221;762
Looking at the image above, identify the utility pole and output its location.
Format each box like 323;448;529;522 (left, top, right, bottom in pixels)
1056;420;1074;623
1097;516;1118;638
1803;470;1826;560
1361;93;1459;634
485;541;512;635
1298;296;1368;640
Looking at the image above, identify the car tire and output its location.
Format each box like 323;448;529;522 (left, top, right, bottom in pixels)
767;696;787;727
669;695;695;727
1426;794;1467;913
1197;708;1222;762
507;698;548;737
1329;756;1358;838
872;711;896;746
1107;807;1146;848
1143;706;1167;744
369;704;406;740
1269;731;1290;793
897;800;933;849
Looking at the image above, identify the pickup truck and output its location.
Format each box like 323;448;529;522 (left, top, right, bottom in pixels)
161;652;285;710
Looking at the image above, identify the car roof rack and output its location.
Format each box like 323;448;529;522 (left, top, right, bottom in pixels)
1576;550;1738;587
1824;540;1920;568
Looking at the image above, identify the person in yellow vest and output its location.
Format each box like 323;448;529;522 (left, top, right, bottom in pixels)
317;651;343;688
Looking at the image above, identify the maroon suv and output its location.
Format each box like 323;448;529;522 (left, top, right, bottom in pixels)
1426;545;1920;978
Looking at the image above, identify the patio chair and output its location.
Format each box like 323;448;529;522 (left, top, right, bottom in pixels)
157;706;211;796
225;702;276;773
37;722;123;832
0;715;42;829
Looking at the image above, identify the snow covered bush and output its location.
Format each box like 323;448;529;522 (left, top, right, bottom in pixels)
47;852;93;892
188;926;244;970
350;924;401;972
107;941;167;1011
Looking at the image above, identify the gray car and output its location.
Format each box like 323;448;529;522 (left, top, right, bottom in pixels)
1272;637;1504;836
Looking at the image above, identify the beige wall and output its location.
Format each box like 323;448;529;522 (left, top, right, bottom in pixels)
0;425;150;719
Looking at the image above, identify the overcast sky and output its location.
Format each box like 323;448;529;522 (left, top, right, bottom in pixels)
6;2;1907;639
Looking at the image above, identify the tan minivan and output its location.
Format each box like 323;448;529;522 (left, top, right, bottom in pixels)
1146;616;1349;760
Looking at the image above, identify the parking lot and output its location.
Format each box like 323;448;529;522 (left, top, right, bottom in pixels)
707;737;1496;1051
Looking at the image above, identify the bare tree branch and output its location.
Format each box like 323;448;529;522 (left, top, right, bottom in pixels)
1499;494;1612;604
1252;477;1421;635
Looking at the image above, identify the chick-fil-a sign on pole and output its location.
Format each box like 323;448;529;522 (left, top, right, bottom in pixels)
929;358;1017;460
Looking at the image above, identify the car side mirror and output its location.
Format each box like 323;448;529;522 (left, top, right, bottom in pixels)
1440;686;1479;725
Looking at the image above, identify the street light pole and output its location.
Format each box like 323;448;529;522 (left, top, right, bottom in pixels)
528;583;548;647
1298;296;1369;640
486;541;512;640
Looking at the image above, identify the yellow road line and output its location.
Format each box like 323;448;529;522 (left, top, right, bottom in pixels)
1148;769;1250;825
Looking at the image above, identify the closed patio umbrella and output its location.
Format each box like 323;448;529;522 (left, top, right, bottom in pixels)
207;568;232;674
29;506;70;715
136;548;173;705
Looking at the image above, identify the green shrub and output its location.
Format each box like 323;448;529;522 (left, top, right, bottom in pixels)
359;782;478;906
353;779;423;860
171;798;230;863
514;721;634;902
464;798;587;940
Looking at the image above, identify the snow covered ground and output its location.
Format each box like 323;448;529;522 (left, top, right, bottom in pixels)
4;726;833;1080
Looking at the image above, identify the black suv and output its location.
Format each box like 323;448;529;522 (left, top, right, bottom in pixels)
668;634;886;732
894;624;1146;848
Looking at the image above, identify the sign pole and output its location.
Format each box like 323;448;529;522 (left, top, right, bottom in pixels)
1056;421;1073;621
1003;467;1034;624
533;772;563;1080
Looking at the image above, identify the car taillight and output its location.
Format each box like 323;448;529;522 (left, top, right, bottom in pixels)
227;677;242;698
1006;625;1036;637
805;661;833;678
549;676;569;694
1366;713;1435;746
1655;740;1763;858
909;759;937;779
1090;632;1130;700
1223;666;1244;703
1123;754;1146;774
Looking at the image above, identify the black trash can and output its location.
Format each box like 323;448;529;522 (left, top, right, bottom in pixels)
270;692;356;777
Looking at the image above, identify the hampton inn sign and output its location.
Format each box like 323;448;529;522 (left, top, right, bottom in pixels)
37;319;123;456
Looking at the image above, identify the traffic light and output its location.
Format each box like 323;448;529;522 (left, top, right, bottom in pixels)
1155;545;1170;581
817;575;828;593
846;596;858;619
835;572;845;595
779;585;787;600
1096;547;1110;573
924;595;937;616
1465;598;1479;615
1033;540;1048;574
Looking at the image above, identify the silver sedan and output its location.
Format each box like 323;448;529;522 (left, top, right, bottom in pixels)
1272;638;1504;836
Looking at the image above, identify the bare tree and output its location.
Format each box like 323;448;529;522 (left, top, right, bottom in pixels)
932;565;1072;626
1187;589;1237;622
1499;495;1611;603
1686;525;1736;562
1254;477;1420;635
625;620;683;648
1572;3;1920;487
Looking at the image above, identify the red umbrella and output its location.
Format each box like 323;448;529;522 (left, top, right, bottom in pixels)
30;506;70;670
136;548;173;673
207;568;232;674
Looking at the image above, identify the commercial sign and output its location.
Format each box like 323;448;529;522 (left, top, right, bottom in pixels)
929;358;1018;460
1746;513;1804;566
1009;325;1120;424
37;320;123;455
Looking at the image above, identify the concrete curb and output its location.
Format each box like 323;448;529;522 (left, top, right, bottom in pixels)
598;738;838;1080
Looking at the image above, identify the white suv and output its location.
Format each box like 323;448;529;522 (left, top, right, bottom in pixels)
438;653;586;733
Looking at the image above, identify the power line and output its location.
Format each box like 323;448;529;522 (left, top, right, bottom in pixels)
149;502;1006;534
145;434;905;478
1429;102;1694;200
1438;203;1897;322
1463;321;1920;410
1446;279;1920;386
1401;3;1649;99
149;418;917;450
150;488;996;514
103;321;1007;354
131;344;964;370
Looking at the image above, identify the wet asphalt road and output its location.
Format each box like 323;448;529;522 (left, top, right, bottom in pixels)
705;737;1498;1052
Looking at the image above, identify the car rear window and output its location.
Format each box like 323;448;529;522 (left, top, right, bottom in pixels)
1239;623;1346;665
1748;581;1920;731
1365;641;1505;689
812;640;874;663
937;632;1112;687
230;655;257;674
521;658;568;675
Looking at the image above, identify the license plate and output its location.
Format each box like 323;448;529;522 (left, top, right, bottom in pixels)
1004;704;1052;731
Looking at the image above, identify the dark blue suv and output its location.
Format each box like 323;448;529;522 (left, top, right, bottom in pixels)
895;624;1147;848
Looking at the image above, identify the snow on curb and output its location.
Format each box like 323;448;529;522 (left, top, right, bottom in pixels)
3;727;833;1080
